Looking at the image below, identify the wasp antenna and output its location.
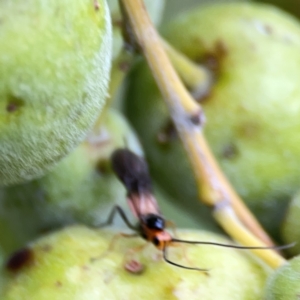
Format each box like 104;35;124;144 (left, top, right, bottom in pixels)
171;239;296;251
163;247;209;273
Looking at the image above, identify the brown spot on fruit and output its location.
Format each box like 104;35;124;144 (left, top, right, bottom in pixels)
221;143;239;159
119;61;131;72
238;121;260;138
157;119;177;144
112;19;123;28
93;0;100;11
6;95;24;113
125;259;145;275
41;244;52;252
96;159;110;174
193;40;227;103
55;281;63;287
201;40;228;75
6;247;34;272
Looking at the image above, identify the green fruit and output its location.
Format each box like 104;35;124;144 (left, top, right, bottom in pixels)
281;190;300;255
264;256;300;300
0;109;142;254
0;226;269;300
163;0;248;23
0;0;112;186
125;2;300;238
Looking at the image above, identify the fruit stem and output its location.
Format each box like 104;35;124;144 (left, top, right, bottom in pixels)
121;0;284;268
214;205;286;269
161;39;212;100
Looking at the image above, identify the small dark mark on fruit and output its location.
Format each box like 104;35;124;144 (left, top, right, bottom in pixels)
238;121;260;138
96;159;110;174
94;0;100;11
6;103;18;112
6;247;34;272
251;20;273;36
221;143;238;159
125;259;145;275
55;281;63;287
119;61;131;72
199;40;228;79
6;95;24;113
81;265;89;271
157;119;177;144
112;19;123;28
41;244;52;252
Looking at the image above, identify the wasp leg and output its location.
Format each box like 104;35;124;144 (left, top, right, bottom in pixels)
122;243;149;270
97;205;137;231
91;232;139;263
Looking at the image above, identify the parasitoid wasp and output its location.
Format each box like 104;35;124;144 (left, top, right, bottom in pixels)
101;148;293;271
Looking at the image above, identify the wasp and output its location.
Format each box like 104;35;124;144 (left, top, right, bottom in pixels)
102;148;292;271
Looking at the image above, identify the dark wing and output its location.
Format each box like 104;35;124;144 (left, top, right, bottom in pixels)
111;148;152;195
111;148;160;219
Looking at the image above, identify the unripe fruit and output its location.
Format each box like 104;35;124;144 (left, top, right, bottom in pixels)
125;2;300;238
163;0;247;22
0;0;112;186
281;190;300;255
0;109;142;254
264;255;300;300
0;226;269;300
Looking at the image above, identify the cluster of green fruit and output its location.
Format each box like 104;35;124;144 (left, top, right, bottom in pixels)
0;0;300;299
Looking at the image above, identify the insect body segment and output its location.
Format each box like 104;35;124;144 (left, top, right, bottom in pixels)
108;148;294;271
111;149;152;196
138;214;172;251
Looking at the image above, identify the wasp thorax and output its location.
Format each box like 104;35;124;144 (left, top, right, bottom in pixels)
142;214;165;231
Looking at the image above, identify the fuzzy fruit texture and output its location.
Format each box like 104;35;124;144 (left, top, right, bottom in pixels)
264;256;300;300
125;2;300;238
0;109;142;254
281;190;300;255
0;0;112;186
0;226;269;300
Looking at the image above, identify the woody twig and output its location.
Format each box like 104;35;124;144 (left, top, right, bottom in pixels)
120;0;286;269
